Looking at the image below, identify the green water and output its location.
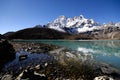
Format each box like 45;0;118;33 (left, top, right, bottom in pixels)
14;40;120;70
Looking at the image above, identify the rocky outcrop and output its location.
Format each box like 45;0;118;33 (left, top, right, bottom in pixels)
92;26;120;39
94;76;114;80
0;39;15;69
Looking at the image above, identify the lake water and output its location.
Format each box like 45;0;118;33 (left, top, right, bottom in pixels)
4;40;120;72
32;40;120;70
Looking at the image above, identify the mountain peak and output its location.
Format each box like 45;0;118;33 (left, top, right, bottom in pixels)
79;15;84;19
54;15;67;22
58;15;66;19
47;15;99;33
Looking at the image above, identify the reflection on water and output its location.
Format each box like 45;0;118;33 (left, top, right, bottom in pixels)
38;40;120;69
3;40;120;73
3;51;54;73
49;47;94;66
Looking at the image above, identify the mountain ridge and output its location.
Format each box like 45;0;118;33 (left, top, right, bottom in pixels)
3;15;120;40
46;15;100;33
4;28;70;39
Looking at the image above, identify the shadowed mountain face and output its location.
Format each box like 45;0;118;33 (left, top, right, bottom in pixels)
4;27;95;40
4;28;70;39
3;32;15;38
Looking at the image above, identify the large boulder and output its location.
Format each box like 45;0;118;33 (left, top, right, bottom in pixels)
0;34;4;39
94;76;114;80
0;39;15;69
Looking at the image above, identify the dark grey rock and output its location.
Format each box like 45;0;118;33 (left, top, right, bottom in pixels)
0;39;15;69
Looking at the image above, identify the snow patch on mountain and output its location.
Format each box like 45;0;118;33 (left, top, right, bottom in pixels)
47;15;100;33
115;22;120;27
47;16;67;32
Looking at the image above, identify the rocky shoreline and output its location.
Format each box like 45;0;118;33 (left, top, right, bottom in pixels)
0;41;120;80
10;41;60;53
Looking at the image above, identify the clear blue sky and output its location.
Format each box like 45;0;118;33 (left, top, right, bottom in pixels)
0;0;120;34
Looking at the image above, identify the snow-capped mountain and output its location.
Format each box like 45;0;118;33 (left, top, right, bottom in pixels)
47;15;100;33
115;22;120;27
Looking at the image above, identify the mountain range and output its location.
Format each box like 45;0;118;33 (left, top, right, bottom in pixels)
3;15;120;40
47;15;100;33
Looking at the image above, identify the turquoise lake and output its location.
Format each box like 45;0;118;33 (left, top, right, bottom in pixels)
19;40;120;70
10;40;120;71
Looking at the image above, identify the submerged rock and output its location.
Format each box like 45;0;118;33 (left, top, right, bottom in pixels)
19;54;28;61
